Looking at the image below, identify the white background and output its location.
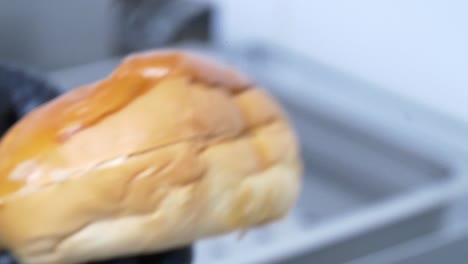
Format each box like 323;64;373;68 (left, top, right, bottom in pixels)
210;0;468;124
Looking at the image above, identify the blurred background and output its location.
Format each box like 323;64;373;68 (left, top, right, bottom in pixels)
1;0;468;263
1;1;468;121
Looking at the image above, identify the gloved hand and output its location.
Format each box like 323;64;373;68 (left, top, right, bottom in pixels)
92;246;193;264
0;64;60;136
0;247;193;264
0;64;194;264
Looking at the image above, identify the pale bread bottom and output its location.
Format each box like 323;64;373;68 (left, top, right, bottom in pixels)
2;121;300;264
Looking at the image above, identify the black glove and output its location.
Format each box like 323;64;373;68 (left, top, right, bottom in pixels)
0;64;60;136
0;64;194;264
0;246;193;264
92;246;193;264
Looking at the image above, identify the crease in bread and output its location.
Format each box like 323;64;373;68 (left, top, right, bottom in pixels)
0;49;302;264
24;122;289;261
1;108;277;204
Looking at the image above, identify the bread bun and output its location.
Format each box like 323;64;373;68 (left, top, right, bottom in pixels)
0;50;302;264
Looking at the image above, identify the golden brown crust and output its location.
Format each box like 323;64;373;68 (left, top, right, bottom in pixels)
0;50;252;198
0;50;302;263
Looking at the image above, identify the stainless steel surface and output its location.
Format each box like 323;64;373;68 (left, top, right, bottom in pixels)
346;221;468;264
48;44;467;264
391;226;468;264
345;192;468;263
0;0;117;70
114;0;212;53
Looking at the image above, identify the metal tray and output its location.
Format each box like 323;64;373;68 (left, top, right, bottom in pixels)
48;44;467;264
385;232;468;264
346;223;468;264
